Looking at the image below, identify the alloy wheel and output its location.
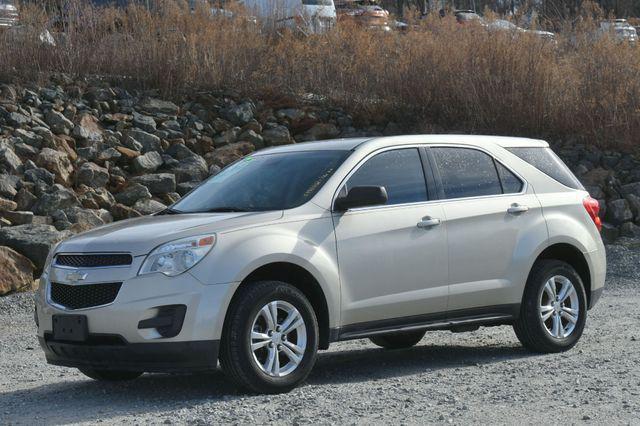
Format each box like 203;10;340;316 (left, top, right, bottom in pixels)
250;300;307;377
539;275;580;339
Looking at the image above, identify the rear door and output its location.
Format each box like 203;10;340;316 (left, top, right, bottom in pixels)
428;146;546;317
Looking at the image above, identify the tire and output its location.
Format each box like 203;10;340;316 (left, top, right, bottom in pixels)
370;330;426;349
513;259;587;353
219;280;319;394
78;368;142;381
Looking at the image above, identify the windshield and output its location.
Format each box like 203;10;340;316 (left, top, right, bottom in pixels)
171;150;349;213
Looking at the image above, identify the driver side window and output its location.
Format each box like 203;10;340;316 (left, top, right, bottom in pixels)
346;148;428;206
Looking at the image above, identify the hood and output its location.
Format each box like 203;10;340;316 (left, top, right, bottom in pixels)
56;211;283;256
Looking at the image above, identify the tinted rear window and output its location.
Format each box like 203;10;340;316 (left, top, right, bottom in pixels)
507;147;583;190
432;147;502;199
496;162;523;193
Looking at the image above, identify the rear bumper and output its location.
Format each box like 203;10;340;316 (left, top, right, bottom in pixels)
39;334;219;373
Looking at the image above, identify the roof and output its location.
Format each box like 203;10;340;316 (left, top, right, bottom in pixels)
255;134;548;155
255;137;373;154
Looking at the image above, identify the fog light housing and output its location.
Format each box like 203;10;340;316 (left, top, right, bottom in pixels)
137;305;187;338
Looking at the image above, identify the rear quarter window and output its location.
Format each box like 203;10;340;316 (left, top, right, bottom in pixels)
507;147;584;190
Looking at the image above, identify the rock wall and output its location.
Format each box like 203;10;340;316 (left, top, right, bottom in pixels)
0;77;637;294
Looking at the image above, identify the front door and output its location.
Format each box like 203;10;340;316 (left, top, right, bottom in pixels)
332;147;449;328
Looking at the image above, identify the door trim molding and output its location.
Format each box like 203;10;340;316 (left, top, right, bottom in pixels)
331;304;519;342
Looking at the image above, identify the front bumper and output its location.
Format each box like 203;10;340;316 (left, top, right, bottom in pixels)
39;335;219;372
35;264;239;372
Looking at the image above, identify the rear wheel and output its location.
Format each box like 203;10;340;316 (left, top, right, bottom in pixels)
513;260;587;353
219;281;319;394
78;368;142;381
369;330;426;349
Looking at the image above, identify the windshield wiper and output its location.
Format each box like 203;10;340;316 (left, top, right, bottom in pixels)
200;207;252;213
156;207;182;215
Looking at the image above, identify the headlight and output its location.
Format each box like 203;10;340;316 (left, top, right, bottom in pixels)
139;235;216;277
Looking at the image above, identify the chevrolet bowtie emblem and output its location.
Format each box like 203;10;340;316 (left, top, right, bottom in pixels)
66;271;88;283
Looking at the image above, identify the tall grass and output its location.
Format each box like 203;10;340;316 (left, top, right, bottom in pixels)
2;1;640;148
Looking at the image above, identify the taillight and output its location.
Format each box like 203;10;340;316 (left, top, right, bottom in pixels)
583;196;602;232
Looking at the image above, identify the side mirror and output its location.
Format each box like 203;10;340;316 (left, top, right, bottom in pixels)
334;186;388;212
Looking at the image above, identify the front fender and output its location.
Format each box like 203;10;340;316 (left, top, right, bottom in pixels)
189;220;340;327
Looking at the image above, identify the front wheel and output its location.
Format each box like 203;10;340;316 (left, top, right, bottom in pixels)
370;330;426;349
513;260;587;353
78;368;142;381
219;281;319;394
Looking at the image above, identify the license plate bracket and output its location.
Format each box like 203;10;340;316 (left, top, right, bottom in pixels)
52;315;88;342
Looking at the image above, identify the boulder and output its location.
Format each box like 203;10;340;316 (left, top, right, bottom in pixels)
72;113;103;143
0;198;17;212
115;146;140;160
97;147;122;163
14;128;43;148
0;224;71;273
137;98;180;115
605;199;633;225
238;129;264;149
263;125;292;146
14;143;39;160
6;111;31;127
620;222;640;239
110;203;142;221
221;102;254;126
133;198;166;215
297;123;340;142
207;141;254;168
620;182;640;198
165;143;196;160
45;109;74;135
115;183;152;206
176;181;201;196
14;188;37;211
276;108;305;121
0;145;23;174
171;155;208;183
127;129;162;153
133;151;163;173
24;167;55;186
0;175;18;198
214;128;239;147
131;173;176;195
2;210;34;225
0;247;36;295
132;111;157;132
36;148;73;185
32;187;80;216
64;207;106;233
75;162;110;189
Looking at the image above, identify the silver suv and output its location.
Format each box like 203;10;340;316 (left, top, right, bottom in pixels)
35;135;606;393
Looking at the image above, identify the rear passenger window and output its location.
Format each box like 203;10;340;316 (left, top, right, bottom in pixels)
496;162;523;193
346;148;428;205
432;148;502;199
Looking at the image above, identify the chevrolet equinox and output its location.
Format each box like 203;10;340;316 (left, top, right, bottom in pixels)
35;135;606;393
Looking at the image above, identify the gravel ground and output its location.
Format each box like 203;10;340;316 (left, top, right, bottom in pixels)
1;245;640;425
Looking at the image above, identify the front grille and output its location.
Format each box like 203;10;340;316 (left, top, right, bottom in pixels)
50;282;122;310
55;254;132;268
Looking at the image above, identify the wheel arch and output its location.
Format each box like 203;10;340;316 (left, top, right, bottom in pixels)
226;261;333;350
530;243;592;307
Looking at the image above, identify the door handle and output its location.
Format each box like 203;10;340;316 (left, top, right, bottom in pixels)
417;216;441;229
507;203;529;215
